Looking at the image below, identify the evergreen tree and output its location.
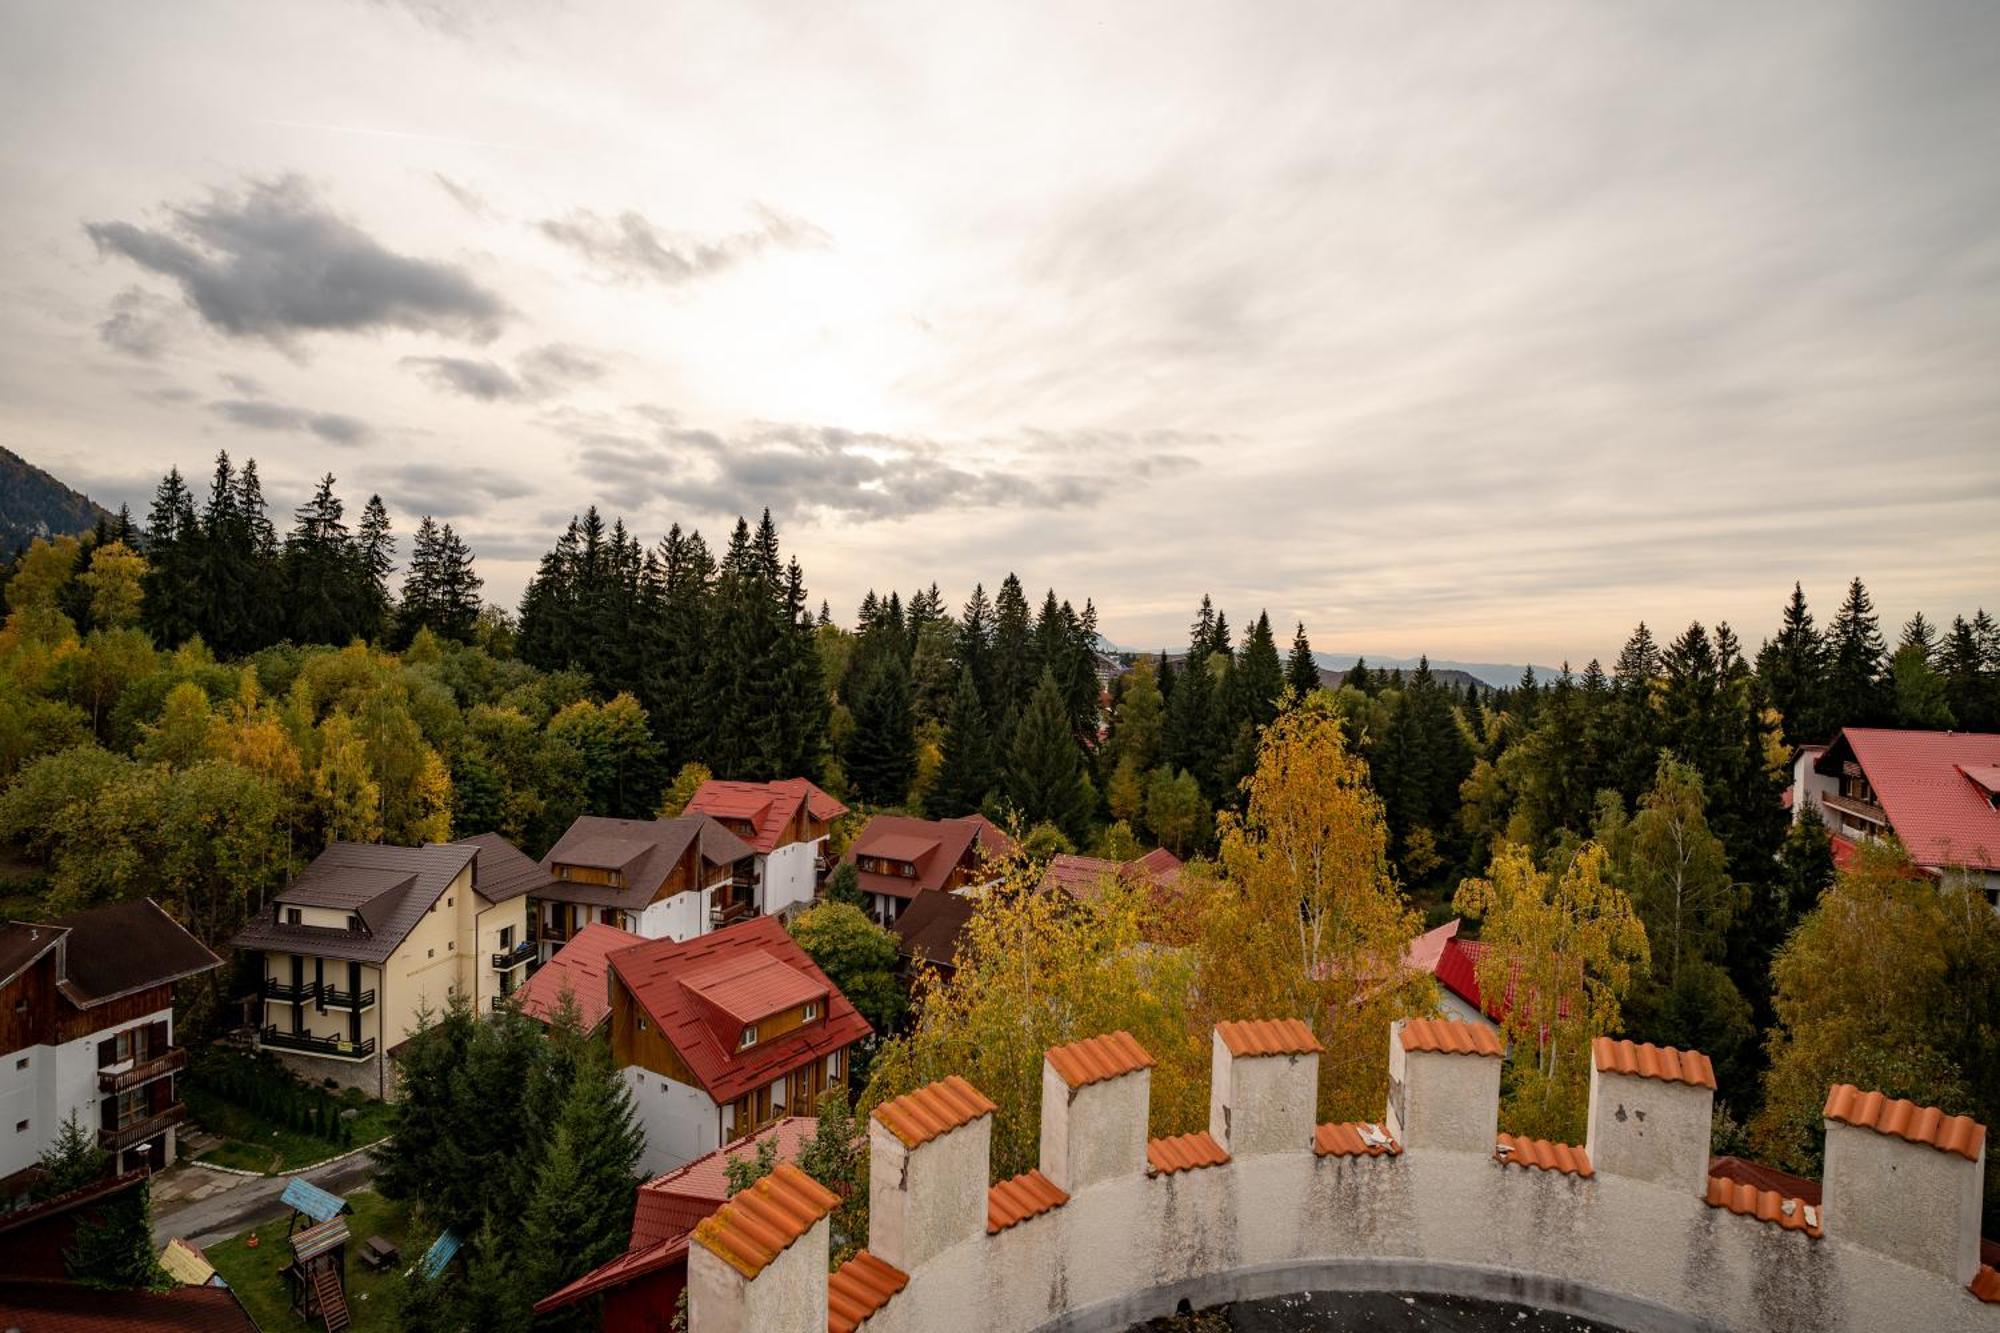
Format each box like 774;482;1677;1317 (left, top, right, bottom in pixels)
1823;576;1889;730
989;575;1034;738
1341;656;1372;694
1756;583;1828;747
928;667;996;818
284;474;355;645
1234;610;1284;729
353;494;395;642
653;525;716;769
139;467;201;647
958;583;995;702
1941;614;1998;732
843;654;916;805
1285;621;1320;697
516;1045;643;1326
1899;611;1939;662
1005;668;1090;839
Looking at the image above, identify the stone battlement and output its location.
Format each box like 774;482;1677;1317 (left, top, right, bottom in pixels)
691;1018;2000;1332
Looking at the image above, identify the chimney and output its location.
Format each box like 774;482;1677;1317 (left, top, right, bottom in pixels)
868;1074;996;1272
1040;1030;1153;1192
1585;1038;1715;1196
687;1162;837;1333
1821;1085;1986;1286
1386;1018;1502;1153
1209;1019;1321;1157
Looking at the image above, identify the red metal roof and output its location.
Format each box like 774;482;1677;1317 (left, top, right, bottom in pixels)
1591;1037;1716;1089
1037;850;1183;902
873;1075;996;1149
533;1232;691;1313
1400;1017;1504;1057
845;815;1017;900
1823;1084;1986;1161
0;1282;258;1332
1828;834;1860;871
1704;1176;1822;1238
685;779;847;856
1495;1134;1593;1177
608;916;871;1104
513;922;639;1031
827;1250;908;1332
684;952;829;1027
1216;1018;1323;1057
690;1163;839;1279
987;1169;1069;1233
1315;1122;1401;1158
1147;1131;1230;1175
1045;1030;1155;1088
1819;728;2000;870
630;1117;819;1248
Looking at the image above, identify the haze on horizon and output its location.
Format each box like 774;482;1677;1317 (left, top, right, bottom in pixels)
1;0;1996;666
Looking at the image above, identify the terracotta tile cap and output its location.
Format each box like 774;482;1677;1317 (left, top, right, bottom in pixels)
1494;1133;1593;1178
1216;1018;1323;1057
1972;1264;2000;1304
1400;1017;1504;1058
1315;1121;1402;1158
690;1163;839;1279
1146;1130;1230;1176
1823;1084;1987;1162
1046;1030;1156;1089
1704;1175;1822;1238
872;1074;998;1149
1592;1037;1716;1089
987;1169;1070;1233
827;1249;908;1332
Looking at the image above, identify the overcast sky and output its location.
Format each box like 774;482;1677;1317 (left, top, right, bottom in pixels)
2;1;1996;663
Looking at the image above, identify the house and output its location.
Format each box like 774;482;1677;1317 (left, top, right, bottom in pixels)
681;778;848;917
532;1116;818;1330
890;888;976;988
1792;727;2000;902
842;814;1016;925
512;922;640;1034
232;836;538;1096
1405;918;1503;1034
1036;847;1184;903
607;916;869;1174
532;816;756;962
1;900;219;1186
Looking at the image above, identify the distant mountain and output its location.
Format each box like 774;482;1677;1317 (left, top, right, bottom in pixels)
1107;638;1553;691
0;448;113;553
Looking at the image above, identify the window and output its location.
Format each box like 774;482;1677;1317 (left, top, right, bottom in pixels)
14;1120;25;1134
827;1052;840;1079
448;896;454;907
347;914;361;931
447;940;454;950
740;1024;759;1049
427;948;435;959
802;1001;819;1023
15;1056;28;1071
284;908;302;925
499;925;514;950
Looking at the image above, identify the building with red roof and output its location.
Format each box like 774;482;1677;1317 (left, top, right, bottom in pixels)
842;814;1017;925
681;778;848;917
1404;918;1504;1033
608;916;870;1174
511;922;640;1032
1793;728;2000;900
533;815;757;964
1036;848;1183;903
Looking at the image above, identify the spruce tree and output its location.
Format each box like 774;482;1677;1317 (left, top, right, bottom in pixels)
1005;668;1090;839
1234;611;1284;729
139;467;201;647
516;1045;643;1326
1755;584;1827;747
959;583;995;702
843;654;916;805
1285;621;1320;697
353;494;395;642
929;667;996;818
1823;576;1889;730
990;575;1034;738
1899;611;1938;661
284;474;354;645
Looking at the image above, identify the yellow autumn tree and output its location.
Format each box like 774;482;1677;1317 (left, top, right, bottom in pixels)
78;540;147;629
313;712;382;845
1453;841;1649;1141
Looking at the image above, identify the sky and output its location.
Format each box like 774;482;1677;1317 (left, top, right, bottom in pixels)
1;0;1996;665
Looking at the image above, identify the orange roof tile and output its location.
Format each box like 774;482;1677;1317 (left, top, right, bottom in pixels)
1216;1018;1323;1057
1592;1037;1716;1090
1046;1030;1156;1089
1704;1175;1822;1238
827;1250;907;1332
1823;1085;1987;1162
1494;1134;1593;1178
1400;1017;1504;1057
987;1169;1069;1233
689;1163;838;1279
872;1075;997;1149
1314;1121;1402;1158
1147;1131;1230;1176
1973;1265;2000;1304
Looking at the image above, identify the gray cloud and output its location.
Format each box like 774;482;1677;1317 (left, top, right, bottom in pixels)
538;204;827;285
85;175;507;350
518;343;603;391
384;461;536;517
210;397;372;445
98;286;182;358
402;343;604;401
431;173;493;217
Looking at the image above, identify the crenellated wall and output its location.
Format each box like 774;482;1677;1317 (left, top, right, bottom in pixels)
690;1019;2000;1333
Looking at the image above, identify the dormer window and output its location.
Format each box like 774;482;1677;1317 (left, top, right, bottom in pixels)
803;1001;819;1023
284;908;302;926
347;915;361;932
740;1024;759;1049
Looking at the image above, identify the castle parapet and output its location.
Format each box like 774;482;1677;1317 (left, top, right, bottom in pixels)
1209;1018;1321;1156
1585;1036;1714;1196
1040;1029;1153;1192
1386;1016;1501;1152
1822;1082;1987;1286
867;1073;996;1273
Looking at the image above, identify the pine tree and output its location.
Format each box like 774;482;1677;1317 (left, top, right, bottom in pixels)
1285;621;1320;697
1899;611;1939;662
516;1046;642;1326
653;525;716;769
1341;657;1372;694
234;458;283;650
990;575;1034;737
353;495;395;642
1756;584;1828;747
1234;611;1284;729
1823;577;1889;730
1005;669;1090;839
139;467;201;646
843;654;916;805
959;583;995;702
929;667;996;818
284;474;354;645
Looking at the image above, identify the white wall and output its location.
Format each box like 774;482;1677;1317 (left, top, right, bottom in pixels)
760;841;822;915
635;890;707;944
625;1065;723;1176
2;1007;176;1180
1792;751;1838;828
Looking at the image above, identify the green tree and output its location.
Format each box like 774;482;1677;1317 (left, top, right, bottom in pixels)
1756;583;1827;747
1143;766;1208;855
1284;621;1320;698
1822;576;1889;729
656;760;713;817
1005;669;1090;840
790;901;904;1032
517;1042;644;1324
927;667;996;819
79;540;147;631
1889;642;1954;729
843;654;916;807
32;1111;109;1201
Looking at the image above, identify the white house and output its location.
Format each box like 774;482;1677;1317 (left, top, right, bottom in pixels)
680;778;848;917
532;816;757;963
1791;727;2000;903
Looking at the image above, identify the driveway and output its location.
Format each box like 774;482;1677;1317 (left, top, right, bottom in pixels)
150;1148;381;1249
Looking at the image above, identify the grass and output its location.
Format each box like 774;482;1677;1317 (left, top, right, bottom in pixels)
206;1187;414;1333
187;1087;393;1173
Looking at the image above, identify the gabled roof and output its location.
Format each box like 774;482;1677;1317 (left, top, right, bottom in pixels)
608;916;871;1103
682;778;847;856
0;1280;258;1332
889;889;975;972
845;815;1017;900
514;922;639;1031
49;899;220;1006
453;831;554;904
0;921;64;991
233;841;476;964
1037;849;1182;903
1817;728;2000;870
682;953;827;1030
540;816;754;911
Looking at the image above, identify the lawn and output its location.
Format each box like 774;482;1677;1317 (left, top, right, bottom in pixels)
206;1187;414;1333
187;1085;393;1173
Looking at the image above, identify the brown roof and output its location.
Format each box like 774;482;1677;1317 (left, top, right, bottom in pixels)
1147;1131;1230;1176
987;1169;1069;1233
1046;1030;1155;1089
0;921;64;990
454;831;554;903
1494;1134;1593;1178
540;816;753;911
1036;849;1182;903
1592;1037;1716;1089
889;889;975;973
1315;1122;1402;1158
1823;1084;1987;1161
1704;1175;1822;1238
872;1075;996;1149
0;1281;258;1332
233;841;476;964
844;815;1015;901
827;1249;908;1333
1216;1018;1322;1057
1399;1017;1504;1058
689;1163;838;1279
50;899;219;1005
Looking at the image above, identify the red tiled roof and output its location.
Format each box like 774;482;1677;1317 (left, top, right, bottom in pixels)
1216;1018;1323;1057
1705;1176;1822;1238
690;1163;839;1279
872;1075;997;1148
631;1117;818;1248
987;1169;1069;1232
1147;1131;1230;1175
533;1233;691;1314
1400;1017;1504;1057
609;916;871;1104
1823;1084;1986;1161
1707;1155;1820;1205
845;815;1016;900
0;1281;258;1332
686;779;847;857
1592;1037;1716;1089
827;1250;908;1332
1046;1030;1155;1088
1973;1265;2000;1304
683;952;828;1028
514;922;639;1031
1828;834;1860;871
1495;1134;1593;1177
1315;1122;1402;1158
1819;728;2000;870
1037;850;1182;903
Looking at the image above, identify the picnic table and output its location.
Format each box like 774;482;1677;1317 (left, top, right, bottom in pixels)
358;1235;400;1270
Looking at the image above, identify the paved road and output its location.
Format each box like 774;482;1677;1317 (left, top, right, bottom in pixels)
151;1149;380;1249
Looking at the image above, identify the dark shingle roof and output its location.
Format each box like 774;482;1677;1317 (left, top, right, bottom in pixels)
0;921;64;990
891;889;975;972
232;842;476;964
454;831;554;903
539;816;753;910
51;899;220;1005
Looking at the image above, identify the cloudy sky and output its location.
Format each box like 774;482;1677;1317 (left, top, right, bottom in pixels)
2;1;1996;663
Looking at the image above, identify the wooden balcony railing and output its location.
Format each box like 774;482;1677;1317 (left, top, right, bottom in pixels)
491;940;536;971
319;986;376;1012
98;1048;186;1095
263;977;316;1003
260;1026;376;1061
99;1102;186;1153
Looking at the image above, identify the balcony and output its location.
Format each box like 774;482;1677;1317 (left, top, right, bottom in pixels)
260;1026;376;1061
491;994;512;1013
319;986;377;1012
98;1048;187;1095
99;1102;186;1153
491;940;535;972
263;977;316;1003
